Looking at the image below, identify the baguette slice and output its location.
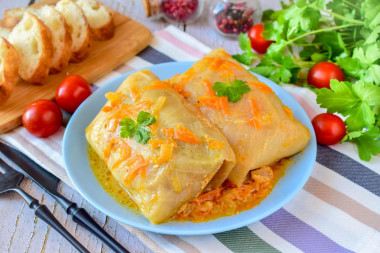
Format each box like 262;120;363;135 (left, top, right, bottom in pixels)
56;0;92;62
3;6;73;74
0;36;20;106
2;8;25;28
0;27;11;39
75;0;114;40
8;12;53;84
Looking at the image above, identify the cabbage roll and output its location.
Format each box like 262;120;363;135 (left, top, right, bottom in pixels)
167;49;310;186
86;70;235;224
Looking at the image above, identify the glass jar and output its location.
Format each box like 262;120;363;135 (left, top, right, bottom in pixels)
210;0;261;37
142;0;204;25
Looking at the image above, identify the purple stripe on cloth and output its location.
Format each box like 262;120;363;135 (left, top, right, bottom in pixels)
261;208;353;253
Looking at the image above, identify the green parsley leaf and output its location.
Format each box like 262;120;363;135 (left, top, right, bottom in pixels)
232;52;255;66
213;79;251;103
343;102;375;131
232;33;256;66
137;111;156;126
352;127;380;161
337;57;362;78
362;64;380;84
262;9;275;22
119;118;137;139
352;81;380;106
249;66;276;76
238;32;251;52
119;111;156;144
315;80;360;113
135;126;151;144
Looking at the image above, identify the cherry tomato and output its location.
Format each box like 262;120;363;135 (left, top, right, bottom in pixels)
247;23;275;54
307;62;345;89
22;100;63;138
55;75;92;113
312;113;346;145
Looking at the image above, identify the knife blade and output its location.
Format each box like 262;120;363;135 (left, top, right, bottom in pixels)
0;141;129;253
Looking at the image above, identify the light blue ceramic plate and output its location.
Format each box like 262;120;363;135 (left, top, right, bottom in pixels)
63;62;317;235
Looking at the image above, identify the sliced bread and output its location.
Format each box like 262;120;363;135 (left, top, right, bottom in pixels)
0;27;11;39
36;6;72;73
56;0;92;62
3;6;73;74
2;8;26;28
0;36;20;106
8;11;53;84
75;0;115;40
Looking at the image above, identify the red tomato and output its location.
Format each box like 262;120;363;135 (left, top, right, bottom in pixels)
55;75;92;113
22;100;63;138
312;113;346;145
248;23;275;54
307;62;345;89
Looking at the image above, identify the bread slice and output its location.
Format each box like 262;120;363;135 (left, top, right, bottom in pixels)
36;6;72;73
75;0;115;40
3;6;73;74
2;8;25;28
0;36;20;106
8;12;53;84
56;0;92;62
0;27;11;39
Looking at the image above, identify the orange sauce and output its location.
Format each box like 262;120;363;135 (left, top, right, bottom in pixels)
88;145;291;223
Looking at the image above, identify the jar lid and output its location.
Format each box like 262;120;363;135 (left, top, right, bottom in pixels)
142;0;161;17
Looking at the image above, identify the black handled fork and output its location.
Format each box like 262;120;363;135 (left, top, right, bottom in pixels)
0;158;89;253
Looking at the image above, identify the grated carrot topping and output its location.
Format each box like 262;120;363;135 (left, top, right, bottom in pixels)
105;92;120;102
203;79;215;96
103;138;117;163
149;139;177;148
168;68;194;95
133;100;152;111
162;125;201;144
283;106;294;120
107;118;120;132
131;85;140;101
219;50;232;57
173;125;201;144
248;81;274;94
218;96;231;115
142;81;171;92
248;97;262;129
103;138;132;170
124;154;149;184
101;106;113;112
203;136;224;150
162;128;175;138
198;96;230;115
158;143;174;164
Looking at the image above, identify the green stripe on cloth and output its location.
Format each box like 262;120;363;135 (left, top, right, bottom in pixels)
214;226;280;253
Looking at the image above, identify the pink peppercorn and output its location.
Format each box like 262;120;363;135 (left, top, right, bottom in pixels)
211;0;260;37
161;0;199;23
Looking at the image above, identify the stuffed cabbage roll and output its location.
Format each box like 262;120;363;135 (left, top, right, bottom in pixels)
167;49;310;186
86;70;235;224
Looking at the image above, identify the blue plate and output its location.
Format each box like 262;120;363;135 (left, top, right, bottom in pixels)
63;62;316;235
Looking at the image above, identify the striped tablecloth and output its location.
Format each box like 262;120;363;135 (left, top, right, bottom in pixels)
1;25;380;253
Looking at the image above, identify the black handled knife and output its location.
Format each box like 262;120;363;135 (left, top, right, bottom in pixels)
0;141;129;253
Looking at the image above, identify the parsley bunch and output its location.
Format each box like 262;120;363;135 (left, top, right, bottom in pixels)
213;79;251;103
119;111;156;144
232;0;380;161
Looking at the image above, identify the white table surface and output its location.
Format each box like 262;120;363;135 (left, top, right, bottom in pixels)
0;0;281;252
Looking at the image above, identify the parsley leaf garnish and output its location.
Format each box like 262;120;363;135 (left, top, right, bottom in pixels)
213;79;251;103
119;111;156;144
232;33;256;65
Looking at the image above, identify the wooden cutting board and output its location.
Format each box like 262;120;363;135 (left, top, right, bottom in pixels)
0;1;152;134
